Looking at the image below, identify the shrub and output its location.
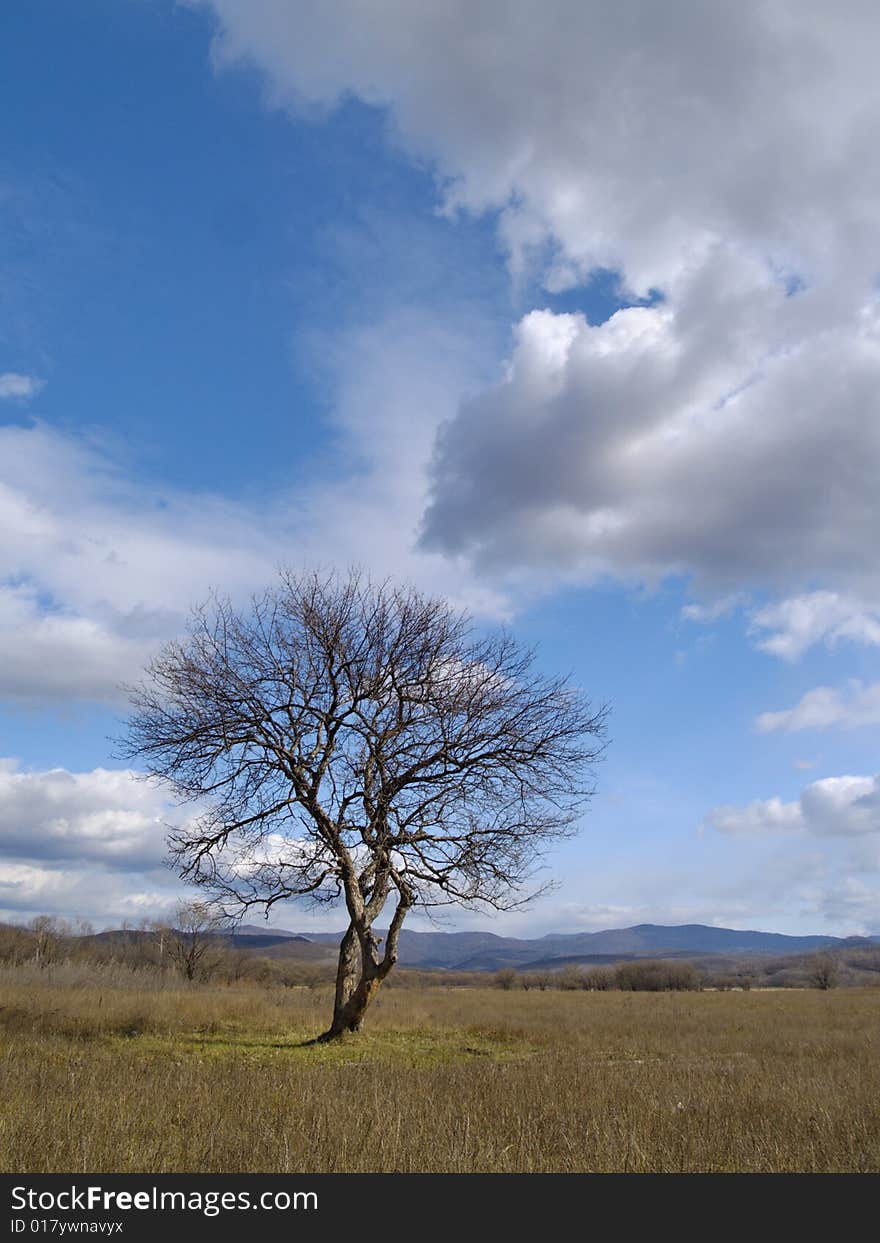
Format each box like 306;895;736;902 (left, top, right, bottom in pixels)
613;959;701;991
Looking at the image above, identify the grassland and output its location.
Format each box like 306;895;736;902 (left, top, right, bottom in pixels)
1;963;877;1173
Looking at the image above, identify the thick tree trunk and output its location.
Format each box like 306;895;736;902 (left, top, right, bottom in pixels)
332;924;359;1019
322;971;383;1039
319;890;412;1041
333;929;357;1004
321;925;384;1040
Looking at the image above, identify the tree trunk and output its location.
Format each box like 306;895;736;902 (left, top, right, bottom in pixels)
331;924;359;1018
319;893;412;1041
322;971;383;1039
319;930;385;1039
321;923;383;1040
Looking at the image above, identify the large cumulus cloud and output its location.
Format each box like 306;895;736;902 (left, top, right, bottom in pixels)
0;759;195;925
421;279;880;594
190;0;880;634
705;774;880;838
0;759;178;869
193;1;880;293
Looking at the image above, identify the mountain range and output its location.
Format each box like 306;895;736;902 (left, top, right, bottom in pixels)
230;922;878;972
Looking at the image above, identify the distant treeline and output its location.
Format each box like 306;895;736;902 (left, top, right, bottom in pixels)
495;948;880;992
0;917;481;990
2;916;879;992
0;917;332;989
496;960;703;991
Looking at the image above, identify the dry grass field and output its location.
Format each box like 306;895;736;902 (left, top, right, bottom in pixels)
1;963;877;1173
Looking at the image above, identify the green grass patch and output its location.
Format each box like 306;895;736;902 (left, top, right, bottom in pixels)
104;1023;535;1067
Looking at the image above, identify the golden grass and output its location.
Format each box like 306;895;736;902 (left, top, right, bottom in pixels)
1;966;877;1173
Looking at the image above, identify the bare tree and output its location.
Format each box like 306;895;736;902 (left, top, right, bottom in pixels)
121;569;607;1039
162;901;229;982
808;952;839;991
30;915;68;968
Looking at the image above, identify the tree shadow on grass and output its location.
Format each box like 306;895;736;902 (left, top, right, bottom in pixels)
177;1033;323;1052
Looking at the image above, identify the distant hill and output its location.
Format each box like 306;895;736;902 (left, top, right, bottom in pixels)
228;926;315;951
84;926;333;962
80;921;877;972
280;923;876;972
233;925;309;940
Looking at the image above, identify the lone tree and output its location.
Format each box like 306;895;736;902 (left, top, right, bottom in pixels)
161;900;229;982
122;569;607;1039
808;952;839;990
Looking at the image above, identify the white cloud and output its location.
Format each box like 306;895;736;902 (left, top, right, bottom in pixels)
421;277;880;599
0;760;334;927
0;758;183;868
0;422;283;619
749;593;880;661
757;680;880;733
0;372;42;400
194;1;880;295
799;776;880;837
0;759;198;926
0;584;157;706
681;596;744;624
516;836;880;938
285;310;511;618
0;860;184;928
0;422;283;703
190;1;880;615
703;796;804;838
706;774;880;839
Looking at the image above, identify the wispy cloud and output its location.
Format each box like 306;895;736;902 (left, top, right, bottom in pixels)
0;307;508;706
749;593;880;662
757;681;880;733
0;372;42;400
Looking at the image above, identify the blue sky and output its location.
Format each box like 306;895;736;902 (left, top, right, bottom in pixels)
1;1;879;936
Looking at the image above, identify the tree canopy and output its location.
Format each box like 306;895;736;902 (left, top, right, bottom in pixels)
122;569;607;1037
